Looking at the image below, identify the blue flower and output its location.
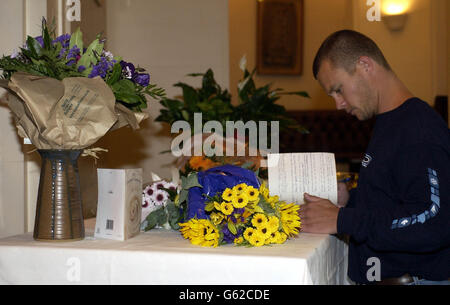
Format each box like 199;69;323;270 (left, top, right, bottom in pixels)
134;73;150;87
222;226;243;244
120;61;136;79
53;34;71;48
66;46;80;60
186;165;260;220
34;36;44;48
120;60;150;87
58;48;67;59
89;57;114;78
65;46;80;66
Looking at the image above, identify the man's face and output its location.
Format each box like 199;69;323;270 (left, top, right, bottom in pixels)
317;59;377;121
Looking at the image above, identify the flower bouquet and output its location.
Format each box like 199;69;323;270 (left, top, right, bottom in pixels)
0;18;165;241
142;164;301;248
141;179;180;231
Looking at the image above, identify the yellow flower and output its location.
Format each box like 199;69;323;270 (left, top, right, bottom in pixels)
259;182;270;199
279;202;301;236
179;219;219;247
245;186;259;201
210;212;224;226
214;201;222;211
243;227;256;241
220;201;234;216
267;195;280;208
276;232;288;244
267;216;280;233
257;224;272;240
268;231;281;244
232;192;249;208
234;237;244;245
251;213;268;228
233;183;248;194
249;231;265;247
222;188;235;202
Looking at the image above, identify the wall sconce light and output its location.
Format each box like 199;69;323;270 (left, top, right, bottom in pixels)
382;0;410;31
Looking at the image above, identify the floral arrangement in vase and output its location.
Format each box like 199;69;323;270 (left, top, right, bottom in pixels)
0;18;165;241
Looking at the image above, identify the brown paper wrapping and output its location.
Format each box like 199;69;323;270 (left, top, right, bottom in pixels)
0;72;148;149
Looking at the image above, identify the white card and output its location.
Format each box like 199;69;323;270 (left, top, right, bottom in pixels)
268;153;337;205
95;168;142;241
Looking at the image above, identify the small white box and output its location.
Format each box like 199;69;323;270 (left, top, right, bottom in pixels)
95;168;142;241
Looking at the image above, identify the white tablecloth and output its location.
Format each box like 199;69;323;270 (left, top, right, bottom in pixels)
0;222;349;285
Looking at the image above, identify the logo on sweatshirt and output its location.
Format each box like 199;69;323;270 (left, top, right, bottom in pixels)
362;154;372;168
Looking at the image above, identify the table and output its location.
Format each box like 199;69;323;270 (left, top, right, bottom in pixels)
0;221;349;285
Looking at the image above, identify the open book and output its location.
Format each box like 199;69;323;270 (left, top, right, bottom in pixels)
267;153;337;205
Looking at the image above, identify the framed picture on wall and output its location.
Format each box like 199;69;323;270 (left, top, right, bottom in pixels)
257;0;304;75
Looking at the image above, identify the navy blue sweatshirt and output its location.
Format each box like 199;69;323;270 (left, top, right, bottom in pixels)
337;98;450;284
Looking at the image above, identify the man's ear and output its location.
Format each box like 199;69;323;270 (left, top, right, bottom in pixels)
356;56;373;73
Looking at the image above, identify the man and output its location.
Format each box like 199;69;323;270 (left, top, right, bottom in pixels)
301;30;450;285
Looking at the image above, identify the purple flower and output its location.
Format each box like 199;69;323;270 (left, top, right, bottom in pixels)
53;34;71;48
120;60;150;87
121;61;136;79
235;208;245;214
134;73;150;87
58;48;67;59
34;36;44;48
221;226;243;244
66;46;80;59
65;46;80;66
78;65;86;73
89;57;114;79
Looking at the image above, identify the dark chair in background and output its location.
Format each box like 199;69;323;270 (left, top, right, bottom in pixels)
280;110;375;172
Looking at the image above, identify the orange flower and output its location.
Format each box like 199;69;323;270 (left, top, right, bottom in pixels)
188;156;218;171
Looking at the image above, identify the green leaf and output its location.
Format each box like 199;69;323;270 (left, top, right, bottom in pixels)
166;201;182;230
181;110;190;121
42;20;53;50
178;189;188;205
174;82;199;108
106;63;122;85
77;38;103;68
228;222;237;235
279;91;310;98
186;72;204;77
144;207;167;231
184;173;203;189
69;27;84;53
26;36;40;58
201;69;218;98
114;91;142;104
258;196;276;214
205;202;215;212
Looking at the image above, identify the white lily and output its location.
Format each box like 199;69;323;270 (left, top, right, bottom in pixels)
239;54;247;72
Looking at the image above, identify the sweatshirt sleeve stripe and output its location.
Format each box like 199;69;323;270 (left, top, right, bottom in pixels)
391;168;440;230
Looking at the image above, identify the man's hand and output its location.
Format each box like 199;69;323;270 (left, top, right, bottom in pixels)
300;193;340;234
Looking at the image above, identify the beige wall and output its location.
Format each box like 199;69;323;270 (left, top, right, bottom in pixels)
353;0;445;106
99;0;230;183
0;0;42;238
229;0;354;110
230;0;447;110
